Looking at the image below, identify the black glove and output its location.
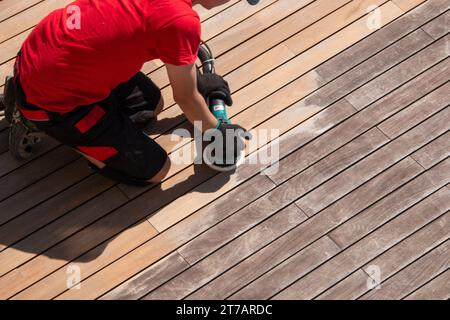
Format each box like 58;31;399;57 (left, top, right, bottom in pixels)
197;70;233;106
204;122;251;168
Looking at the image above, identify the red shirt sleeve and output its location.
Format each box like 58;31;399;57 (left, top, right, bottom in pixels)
155;14;201;66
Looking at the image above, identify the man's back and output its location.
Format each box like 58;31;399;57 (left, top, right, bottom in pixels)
19;0;201;112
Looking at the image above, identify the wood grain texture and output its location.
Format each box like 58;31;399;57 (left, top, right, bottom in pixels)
316;269;373;300
346;35;450;110
316;0;450;81
421;9;450;38
272;185;449;300
329;157;450;248
10;173;276;299
0;185;127;276
0;0;42;22
0;0;448;300
143;204;307;300
411;130;450;169
3;220;158;300
377;83;450;138
359;205;450;296
361;239;450;299
0;158;92;226
295;103;450;217
185;158;424;300
0;137;59;177
405;269;450;300
101;252;190;300
228;236;340;300
392;0;427;12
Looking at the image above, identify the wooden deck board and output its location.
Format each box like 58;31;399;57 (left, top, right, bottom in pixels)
0;0;448;300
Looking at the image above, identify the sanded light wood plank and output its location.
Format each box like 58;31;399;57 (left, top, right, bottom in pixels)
224;0;390;92
151;0;399;134
392;0;427;12
0;0;72;43
0;159;91;226
361;239;450;300
7;165;275;299
405;269;450;300
145;0;358;135
183;158;424;300
411;130;450;169
316;270;373;300
328;156;450;248
143;204;307;300
346;35;450;110
2;219;158;300
421;9;450;38
227;236;340;300
316;0;450;82
0;31;29;66
101;252;190;300
0;0;42;23
272;187;450;300
211;0;352;78
0;0;241;64
296;102;450;217
377;83;450;138
200;0;278;41
0;186;128;277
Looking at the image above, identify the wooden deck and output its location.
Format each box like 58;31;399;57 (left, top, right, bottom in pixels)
0;0;449;300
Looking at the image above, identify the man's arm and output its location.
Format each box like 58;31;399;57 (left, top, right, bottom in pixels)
166;63;219;132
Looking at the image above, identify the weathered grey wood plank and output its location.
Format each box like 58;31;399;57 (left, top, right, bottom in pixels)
228;236;340;300
316;0;450;81
0;158;91;225
316;269;372;300
101;252;190;300
178;124;384;266
182;158;423;300
272;188;450;300
405;269;450;300
358;208;450;296
296;106;450;216
143;204;307;300
411;130;450;169
421;9;450;39
345;35;450;110
329;157;450;248
377;83;450;138
361;239;450;299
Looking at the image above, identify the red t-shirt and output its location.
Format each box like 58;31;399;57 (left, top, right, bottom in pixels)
19;0;201;112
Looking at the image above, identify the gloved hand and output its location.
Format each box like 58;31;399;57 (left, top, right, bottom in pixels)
204;122;251;167
197;70;233;106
